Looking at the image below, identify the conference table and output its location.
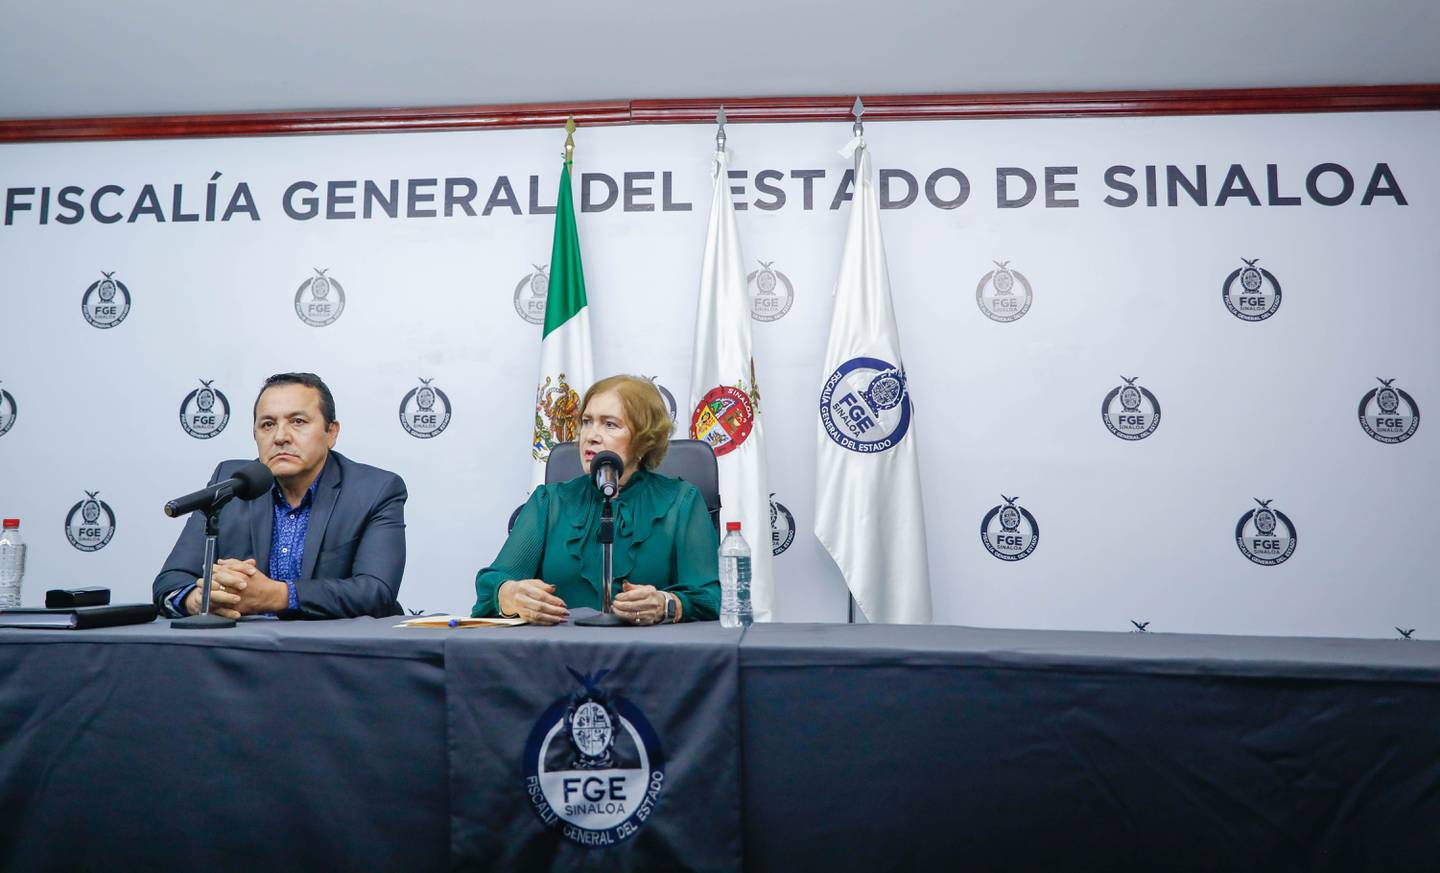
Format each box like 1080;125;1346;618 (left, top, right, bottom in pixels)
0;615;1436;872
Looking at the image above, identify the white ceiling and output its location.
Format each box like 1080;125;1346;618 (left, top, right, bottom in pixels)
2;0;1438;120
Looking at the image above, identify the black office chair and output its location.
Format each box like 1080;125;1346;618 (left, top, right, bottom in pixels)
507;439;722;535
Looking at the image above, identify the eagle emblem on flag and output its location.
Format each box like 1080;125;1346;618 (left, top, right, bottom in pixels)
533;373;581;461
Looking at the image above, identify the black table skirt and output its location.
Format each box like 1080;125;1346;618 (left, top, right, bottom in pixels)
1;618;1436;872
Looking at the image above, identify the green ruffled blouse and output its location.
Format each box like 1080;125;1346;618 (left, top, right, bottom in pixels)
472;470;720;621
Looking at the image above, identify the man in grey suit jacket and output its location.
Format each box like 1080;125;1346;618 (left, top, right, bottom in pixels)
153;372;406;619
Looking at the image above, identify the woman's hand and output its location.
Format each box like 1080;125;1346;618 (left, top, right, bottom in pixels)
498;579;569;625
614;582;669;625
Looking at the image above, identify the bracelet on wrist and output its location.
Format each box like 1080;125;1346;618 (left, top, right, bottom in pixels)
497;582;520;618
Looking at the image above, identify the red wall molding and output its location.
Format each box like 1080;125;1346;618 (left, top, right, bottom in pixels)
2;85;1437;144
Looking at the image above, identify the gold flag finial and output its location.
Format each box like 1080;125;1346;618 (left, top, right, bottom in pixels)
564;116;576;164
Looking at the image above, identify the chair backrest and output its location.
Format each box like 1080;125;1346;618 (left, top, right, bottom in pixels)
545;439;722;535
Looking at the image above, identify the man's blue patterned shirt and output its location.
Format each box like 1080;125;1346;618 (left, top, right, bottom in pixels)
269;475;322;611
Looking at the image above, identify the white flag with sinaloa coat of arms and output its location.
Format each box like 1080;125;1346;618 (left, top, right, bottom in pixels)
688;148;775;622
814;137;932;624
531;155;595;488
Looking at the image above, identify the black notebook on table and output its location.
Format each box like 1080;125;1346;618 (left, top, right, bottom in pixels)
0;604;157;629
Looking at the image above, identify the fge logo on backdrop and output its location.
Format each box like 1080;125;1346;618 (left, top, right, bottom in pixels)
975;260;1033;323
980;495;1039;561
294;268;346;326
514;263;549;324
1101;376;1161;440
398;378;452;438
65;491;116;552
1358;378;1420;444
0;382;16;437
178;379;230;439
747;260;795;322
643;376;679;435
1235;498;1297;565
1222;257;1281;322
81;271;131;328
523;668;665;848
769;493;795;557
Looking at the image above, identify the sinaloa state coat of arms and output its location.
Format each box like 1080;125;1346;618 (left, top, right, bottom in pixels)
690;375;760;458
534;373;581;462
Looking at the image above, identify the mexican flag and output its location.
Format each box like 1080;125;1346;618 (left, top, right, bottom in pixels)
688;147;776;621
531;148;595;488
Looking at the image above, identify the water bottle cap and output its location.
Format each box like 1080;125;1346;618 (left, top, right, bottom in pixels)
1;519;17;529
726;522;741;532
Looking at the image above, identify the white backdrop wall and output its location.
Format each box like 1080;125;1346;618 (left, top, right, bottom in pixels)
0;111;1435;638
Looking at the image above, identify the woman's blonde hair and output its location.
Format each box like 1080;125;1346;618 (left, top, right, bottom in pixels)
579;375;672;471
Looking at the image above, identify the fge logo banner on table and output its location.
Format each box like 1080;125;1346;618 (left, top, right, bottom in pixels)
81;271;131;328
1235;498;1297;565
178;379;230;439
1358;378;1420;444
523;668;665;849
65;490;116;552
294;268;345;326
398;378;452;438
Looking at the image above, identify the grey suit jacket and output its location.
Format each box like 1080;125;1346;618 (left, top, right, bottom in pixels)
152;451;407;619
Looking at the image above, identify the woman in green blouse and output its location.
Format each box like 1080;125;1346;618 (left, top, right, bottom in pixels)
473;374;720;624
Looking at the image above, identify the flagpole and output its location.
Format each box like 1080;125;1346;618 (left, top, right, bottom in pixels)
846;96;864;626
851;96;865;172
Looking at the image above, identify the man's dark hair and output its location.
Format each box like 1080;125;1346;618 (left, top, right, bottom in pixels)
253;372;337;425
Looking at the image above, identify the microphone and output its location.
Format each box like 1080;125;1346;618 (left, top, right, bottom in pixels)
591;451;624;499
164;460;275;518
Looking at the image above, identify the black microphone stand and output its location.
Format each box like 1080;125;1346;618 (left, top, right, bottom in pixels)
575;496;624;627
171;488;238;630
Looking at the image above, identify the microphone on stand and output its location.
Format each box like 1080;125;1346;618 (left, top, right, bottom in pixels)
165;460;274;517
576;450;627;627
164;459;274;631
591;451;623;499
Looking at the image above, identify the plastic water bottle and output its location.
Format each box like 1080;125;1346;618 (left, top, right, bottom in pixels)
719;521;752;629
0;519;25;610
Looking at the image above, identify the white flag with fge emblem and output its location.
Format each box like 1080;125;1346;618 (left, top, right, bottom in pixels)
688;148;775;621
813;137;932;624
